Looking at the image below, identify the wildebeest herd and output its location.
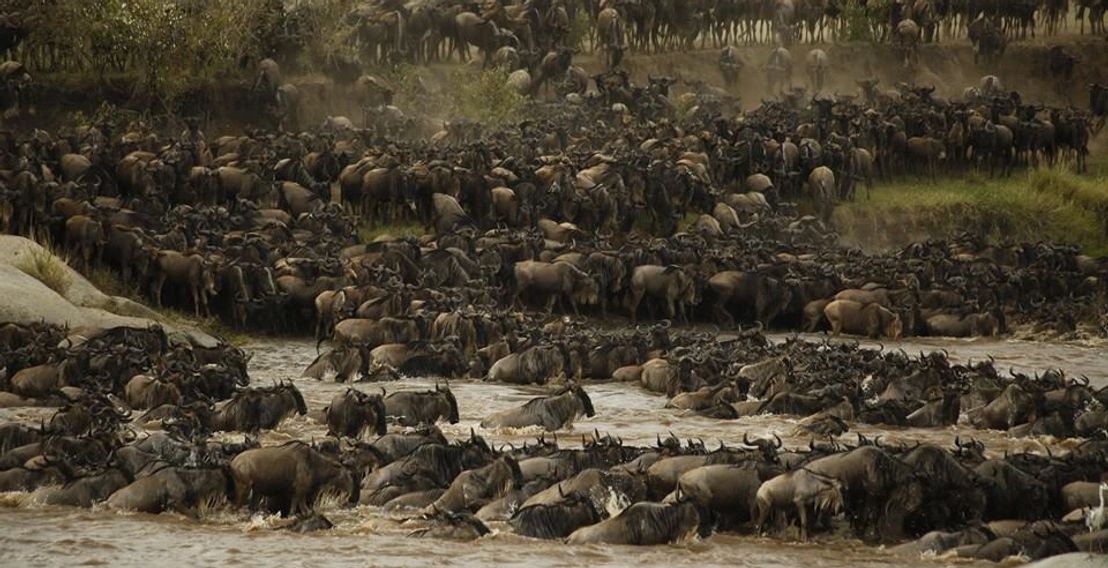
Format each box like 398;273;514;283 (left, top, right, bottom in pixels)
1;319;1107;560
1;57;1106;341
0;0;1107;564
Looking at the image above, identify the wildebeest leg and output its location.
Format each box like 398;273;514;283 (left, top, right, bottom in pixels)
714;298;735;328
628;290;644;323
152;273;167;308
545;294;558;315
192;283;202;317
797;499;810;541
565;293;580;317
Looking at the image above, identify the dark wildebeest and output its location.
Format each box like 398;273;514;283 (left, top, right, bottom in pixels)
480;384;595;431
384;383;460;426
106;466;230;514
212;381;307;433
325;388;388;439
509;488;604;539
566;500;701;545
230;441;360;516
424;456;523;513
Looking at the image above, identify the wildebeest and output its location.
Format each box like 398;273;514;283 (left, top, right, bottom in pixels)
303;346;371;382
824;300;902;340
677;462;784;530
566;500;700;545
509;488;604;539
486;344;573;385
627;265;698;324
212;381;307;433
230;441;360;516
512;260;599;316
707;271;793;327
804;446;924;542
425;456;522;513
106;466;230;514
755;467;844;541
480;384;595;431
384;383;460;426
325;388;388;438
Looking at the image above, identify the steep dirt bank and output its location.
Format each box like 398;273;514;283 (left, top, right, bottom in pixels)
575;38;1108;108
16;38;1108;132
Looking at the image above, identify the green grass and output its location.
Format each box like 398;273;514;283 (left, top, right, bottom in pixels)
87;265;133;298
152;305;251;347
835;164;1108;257
358;221;425;244
15;238;72;296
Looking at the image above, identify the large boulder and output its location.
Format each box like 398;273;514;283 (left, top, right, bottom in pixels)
0;236;217;347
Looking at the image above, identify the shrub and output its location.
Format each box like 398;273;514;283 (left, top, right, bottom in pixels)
452;68;527;128
16;241;71;296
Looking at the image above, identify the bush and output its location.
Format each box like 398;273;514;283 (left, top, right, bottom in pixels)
16;241;71;296
358;221;424;244
15;0;282;110
385;65;527;129
841;0;876;43
452;68;527;128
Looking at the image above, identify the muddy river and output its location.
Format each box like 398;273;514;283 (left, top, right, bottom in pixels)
1;335;1104;568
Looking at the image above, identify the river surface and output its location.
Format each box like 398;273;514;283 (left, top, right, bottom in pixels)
1;335;1105;568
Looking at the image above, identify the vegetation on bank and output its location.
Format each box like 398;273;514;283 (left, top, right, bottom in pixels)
15;239;71;296
383;64;528;129
835;162;1108;257
358;221;424;244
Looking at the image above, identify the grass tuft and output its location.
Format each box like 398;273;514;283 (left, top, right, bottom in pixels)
15;239;72;296
358;221;424;244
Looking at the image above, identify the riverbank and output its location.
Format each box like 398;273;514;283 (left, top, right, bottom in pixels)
834;161;1108;256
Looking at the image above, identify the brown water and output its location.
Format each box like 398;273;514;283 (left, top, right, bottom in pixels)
1;335;1105;568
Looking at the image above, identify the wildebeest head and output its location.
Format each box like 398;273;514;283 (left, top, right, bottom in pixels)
571;384;595;418
283;381;308;416
436;382;460;424
367;392;388;436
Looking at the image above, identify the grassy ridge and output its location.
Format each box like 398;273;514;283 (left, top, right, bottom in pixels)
835;163;1108;257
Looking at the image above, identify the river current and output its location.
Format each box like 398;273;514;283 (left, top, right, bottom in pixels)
1;335;1104;568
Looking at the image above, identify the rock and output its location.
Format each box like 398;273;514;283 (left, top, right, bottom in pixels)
1023;552;1108;568
0;236;218;346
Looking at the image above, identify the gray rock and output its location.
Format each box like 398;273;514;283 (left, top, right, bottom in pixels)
0;236;218;346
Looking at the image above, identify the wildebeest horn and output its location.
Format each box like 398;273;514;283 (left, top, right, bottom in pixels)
657;433;663;447
773;433;782;448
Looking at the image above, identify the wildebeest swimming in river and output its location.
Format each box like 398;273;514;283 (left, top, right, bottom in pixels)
384;383;460;426
566;500;701;545
230;441;360;516
480;384;595;431
324;387;387;438
509;487;604;539
212;381;307;433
